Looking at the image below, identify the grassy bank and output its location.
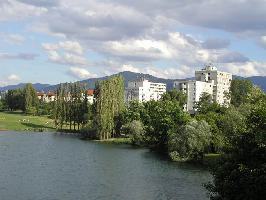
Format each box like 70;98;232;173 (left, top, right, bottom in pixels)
0;111;56;132
92;137;132;144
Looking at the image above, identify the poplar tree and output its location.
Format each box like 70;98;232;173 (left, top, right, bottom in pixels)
94;75;125;140
23;83;39;115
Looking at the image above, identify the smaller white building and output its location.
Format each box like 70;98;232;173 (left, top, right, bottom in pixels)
173;65;232;114
125;78;166;103
174;80;214;112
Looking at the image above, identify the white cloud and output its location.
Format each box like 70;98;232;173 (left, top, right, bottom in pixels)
42;41;87;66
42;41;83;55
0;74;21;87
259;36;266;48
68;67;97;79
222;61;266;77
1;0;266;78
0;0;47;22
101;32;247;66
7;74;20;81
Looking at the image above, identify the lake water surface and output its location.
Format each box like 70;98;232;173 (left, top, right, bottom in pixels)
0;131;210;200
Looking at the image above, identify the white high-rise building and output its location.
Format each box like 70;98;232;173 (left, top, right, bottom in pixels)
174;65;232;113
125;78;166;103
195;65;232;105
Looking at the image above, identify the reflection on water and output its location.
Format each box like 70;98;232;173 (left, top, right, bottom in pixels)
0;131;210;200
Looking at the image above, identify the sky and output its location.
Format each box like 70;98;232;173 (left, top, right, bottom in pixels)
1;0;266;86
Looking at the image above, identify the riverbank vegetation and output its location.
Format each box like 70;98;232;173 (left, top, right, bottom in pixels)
1;77;265;199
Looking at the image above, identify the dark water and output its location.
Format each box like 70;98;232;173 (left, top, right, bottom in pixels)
0;131;210;200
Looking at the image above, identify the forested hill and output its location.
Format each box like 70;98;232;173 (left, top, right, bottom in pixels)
0;71;265;92
0;83;51;92
43;71;190;92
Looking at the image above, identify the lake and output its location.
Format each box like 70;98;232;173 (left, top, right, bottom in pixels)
0;131;210;200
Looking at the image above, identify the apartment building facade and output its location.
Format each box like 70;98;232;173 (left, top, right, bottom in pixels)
125;78;166;103
174;65;232;113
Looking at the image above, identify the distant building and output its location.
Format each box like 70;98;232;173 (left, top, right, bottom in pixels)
37;91;56;103
0;91;7;100
174;64;232;113
125;78;166;103
86;89;94;104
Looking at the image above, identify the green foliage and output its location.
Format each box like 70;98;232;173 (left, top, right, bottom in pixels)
161;89;187;107
23;83;39;114
195;92;226;114
217;106;247;147
206;103;266;200
141;100;190;151
121;120;145;145
37;101;54;116
206;131;266;200
80;121;97;139
246;102;266;145
5;89;24;111
54;82;90;131
230;79;253;107
94;75;125;140
168;120;212;161
0;99;7;110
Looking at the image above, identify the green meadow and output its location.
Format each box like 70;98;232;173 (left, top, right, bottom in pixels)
0;111;55;132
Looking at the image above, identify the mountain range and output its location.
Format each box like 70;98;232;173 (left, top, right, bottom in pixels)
0;71;265;92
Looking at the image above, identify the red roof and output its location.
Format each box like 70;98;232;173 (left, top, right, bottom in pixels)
47;92;55;97
37;92;45;96
87;89;94;96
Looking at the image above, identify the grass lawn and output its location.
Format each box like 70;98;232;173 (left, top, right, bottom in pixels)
0;111;56;132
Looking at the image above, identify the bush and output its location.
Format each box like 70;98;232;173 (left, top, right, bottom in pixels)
205;132;266;200
80;122;97;139
25;106;37;115
168;120;212;161
121;120;145;145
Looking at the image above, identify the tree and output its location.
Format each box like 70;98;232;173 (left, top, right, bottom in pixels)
122;120;145;145
230;79;253;107
5;89;24;111
206;104;266;200
168;120;212;161
246;102;266;145
161;89;187;107
217;106;247;147
94;75;125;140
195;92;227;115
141;99;190;152
206;132;266;200
54;82;89;131
23;83;39;115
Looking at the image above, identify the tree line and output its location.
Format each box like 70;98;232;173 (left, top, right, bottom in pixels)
0;76;265;199
54;82;90;131
2;83;39;114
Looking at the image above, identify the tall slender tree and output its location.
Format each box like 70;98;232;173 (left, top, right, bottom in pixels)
94;75;125;140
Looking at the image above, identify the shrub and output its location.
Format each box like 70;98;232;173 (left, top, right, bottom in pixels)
121;120;145;145
80;122;97;139
168;120;212;161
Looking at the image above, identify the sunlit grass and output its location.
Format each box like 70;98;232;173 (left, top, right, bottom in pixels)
0;111;56;132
